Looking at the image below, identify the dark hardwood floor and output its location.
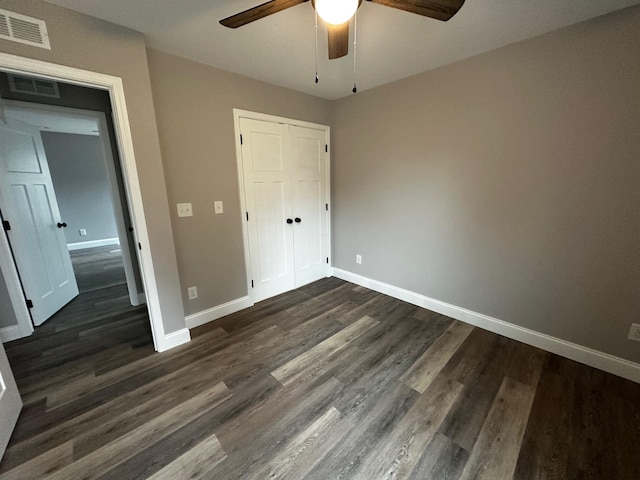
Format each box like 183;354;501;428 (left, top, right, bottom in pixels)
1;252;639;479
70;244;131;294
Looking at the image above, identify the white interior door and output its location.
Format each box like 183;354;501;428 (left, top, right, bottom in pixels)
291;125;330;286
239;115;330;303
240;118;295;303
0;118;79;326
0;341;22;458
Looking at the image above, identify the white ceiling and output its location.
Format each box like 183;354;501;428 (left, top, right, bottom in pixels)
4;108;99;136
45;0;640;100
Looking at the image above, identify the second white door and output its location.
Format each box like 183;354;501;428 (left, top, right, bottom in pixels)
239;116;330;303
0;118;79;326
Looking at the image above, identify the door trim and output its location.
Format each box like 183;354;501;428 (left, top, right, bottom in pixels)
232;109;332;305
0;52;166;351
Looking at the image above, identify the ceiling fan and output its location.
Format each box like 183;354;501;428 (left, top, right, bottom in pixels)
220;0;466;60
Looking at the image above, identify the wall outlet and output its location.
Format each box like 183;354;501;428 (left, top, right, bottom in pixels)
79;229;87;236
214;201;224;214
177;203;193;217
628;323;640;342
187;286;198;300
356;254;362;265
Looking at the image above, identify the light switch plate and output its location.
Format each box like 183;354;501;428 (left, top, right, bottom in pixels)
214;201;224;214
177;203;193;217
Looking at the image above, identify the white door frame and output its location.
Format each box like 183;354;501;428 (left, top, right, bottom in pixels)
2;100;144;308
233;109;332;305
0;52;166;351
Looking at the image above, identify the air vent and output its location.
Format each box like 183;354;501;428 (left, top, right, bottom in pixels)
7;74;60;98
0;9;50;50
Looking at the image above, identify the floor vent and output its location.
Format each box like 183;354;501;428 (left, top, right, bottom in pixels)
0;9;51;50
7;74;60;98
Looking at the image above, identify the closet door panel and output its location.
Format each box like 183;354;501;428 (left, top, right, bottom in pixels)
240;118;295;302
291;126;329;287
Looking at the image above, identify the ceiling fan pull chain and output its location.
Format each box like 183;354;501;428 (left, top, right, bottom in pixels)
352;9;358;94
314;9;319;84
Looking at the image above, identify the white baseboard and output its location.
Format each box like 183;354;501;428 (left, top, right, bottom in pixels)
0;325;24;343
332;268;640;384
157;328;191;353
67;238;120;251
185;296;253;329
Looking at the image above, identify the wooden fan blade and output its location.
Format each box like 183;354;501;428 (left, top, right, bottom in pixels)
367;0;465;21
327;22;349;59
220;0;308;28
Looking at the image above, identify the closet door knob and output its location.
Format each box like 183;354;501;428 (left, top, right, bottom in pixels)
286;218;293;224
294;217;302;223
57;222;67;228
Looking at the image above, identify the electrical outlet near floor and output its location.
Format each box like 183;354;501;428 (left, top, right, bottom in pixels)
187;286;198;300
79;229;87;236
356;254;362;265
628;323;640;342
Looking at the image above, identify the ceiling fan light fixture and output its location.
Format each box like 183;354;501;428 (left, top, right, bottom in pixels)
315;0;358;25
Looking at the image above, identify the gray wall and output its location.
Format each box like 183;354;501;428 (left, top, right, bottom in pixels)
147;49;332;315
42;132;119;245
0;272;15;328
2;0;637;367
331;6;640;363
0;0;185;335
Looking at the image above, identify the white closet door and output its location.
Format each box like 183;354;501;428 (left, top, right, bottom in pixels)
240;118;295;302
0;118;78;326
290;125;329;287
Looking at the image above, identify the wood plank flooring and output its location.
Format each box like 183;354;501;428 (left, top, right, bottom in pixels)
1;255;640;479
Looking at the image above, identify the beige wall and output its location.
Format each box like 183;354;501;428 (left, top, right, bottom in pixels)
147;49;331;315
2;0;637;366
42;132;119;244
0;0;185;334
331;6;640;363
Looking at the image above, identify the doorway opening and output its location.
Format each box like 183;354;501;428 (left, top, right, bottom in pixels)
0;53;175;354
0;69;159;433
0;71;148;340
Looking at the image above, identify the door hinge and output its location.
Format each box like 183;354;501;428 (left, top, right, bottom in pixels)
246;212;249;221
138;242;142;251
26;299;33;309
251;280;254;288
326;257;329;264
325;144;328;153
240;134;243;145
2;220;10;231
325;204;329;211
